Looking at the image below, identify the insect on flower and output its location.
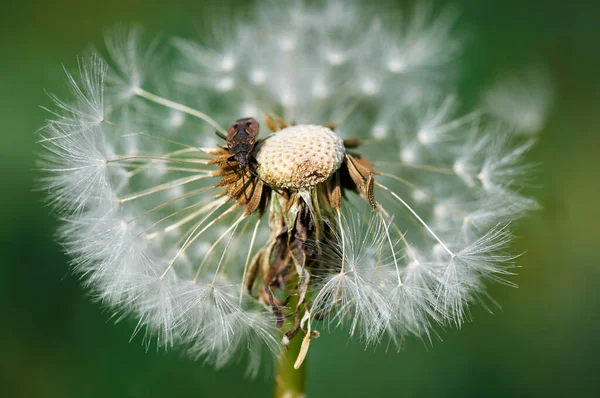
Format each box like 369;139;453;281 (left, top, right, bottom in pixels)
216;117;264;201
38;0;543;391
217;117;260;171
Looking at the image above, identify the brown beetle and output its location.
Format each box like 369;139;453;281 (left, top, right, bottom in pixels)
216;117;260;171
216;117;283;197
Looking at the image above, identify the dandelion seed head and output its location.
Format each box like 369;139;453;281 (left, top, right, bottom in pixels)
412;188;429;203
215;76;234;92
312;80;329;99
38;0;539;372
239;103;259;118
249;69;266;85
483;65;553;135
401;146;419;163
326;51;345;66
387;58;407;73
360;79;379;96
220;55;236;72
372;124;388;139
254;125;345;190
166;110;185;129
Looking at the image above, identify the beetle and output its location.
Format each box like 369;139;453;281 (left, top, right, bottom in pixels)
216;117;260;171
216;117;266;201
216;117;283;198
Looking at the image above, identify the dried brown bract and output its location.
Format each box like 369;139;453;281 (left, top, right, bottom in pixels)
209;116;383;365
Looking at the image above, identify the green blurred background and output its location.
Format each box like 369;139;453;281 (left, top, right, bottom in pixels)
1;0;598;397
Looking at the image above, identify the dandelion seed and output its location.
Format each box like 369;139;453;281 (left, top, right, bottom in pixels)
483;65;553;135
39;0;538;392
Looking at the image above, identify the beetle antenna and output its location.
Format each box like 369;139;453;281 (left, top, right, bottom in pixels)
215;131;227;141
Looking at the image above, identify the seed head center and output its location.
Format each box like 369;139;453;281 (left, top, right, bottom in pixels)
254;124;345;190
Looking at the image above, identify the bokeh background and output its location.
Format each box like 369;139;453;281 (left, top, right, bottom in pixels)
1;0;598;397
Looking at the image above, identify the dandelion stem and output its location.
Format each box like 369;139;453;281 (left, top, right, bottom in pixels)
133;87;226;134
274;277;306;398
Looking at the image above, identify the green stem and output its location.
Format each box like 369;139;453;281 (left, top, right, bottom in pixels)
274;285;307;398
274;328;306;398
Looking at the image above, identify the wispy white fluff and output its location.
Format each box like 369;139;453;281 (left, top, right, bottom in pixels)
483;65;554;135
44;54;106;131
178;281;280;377
39;0;539;372
310;212;397;344
433;225;517;326
38;124;114;213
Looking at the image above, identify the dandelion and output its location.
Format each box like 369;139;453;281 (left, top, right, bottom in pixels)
482;65;554;135
38;1;542;396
